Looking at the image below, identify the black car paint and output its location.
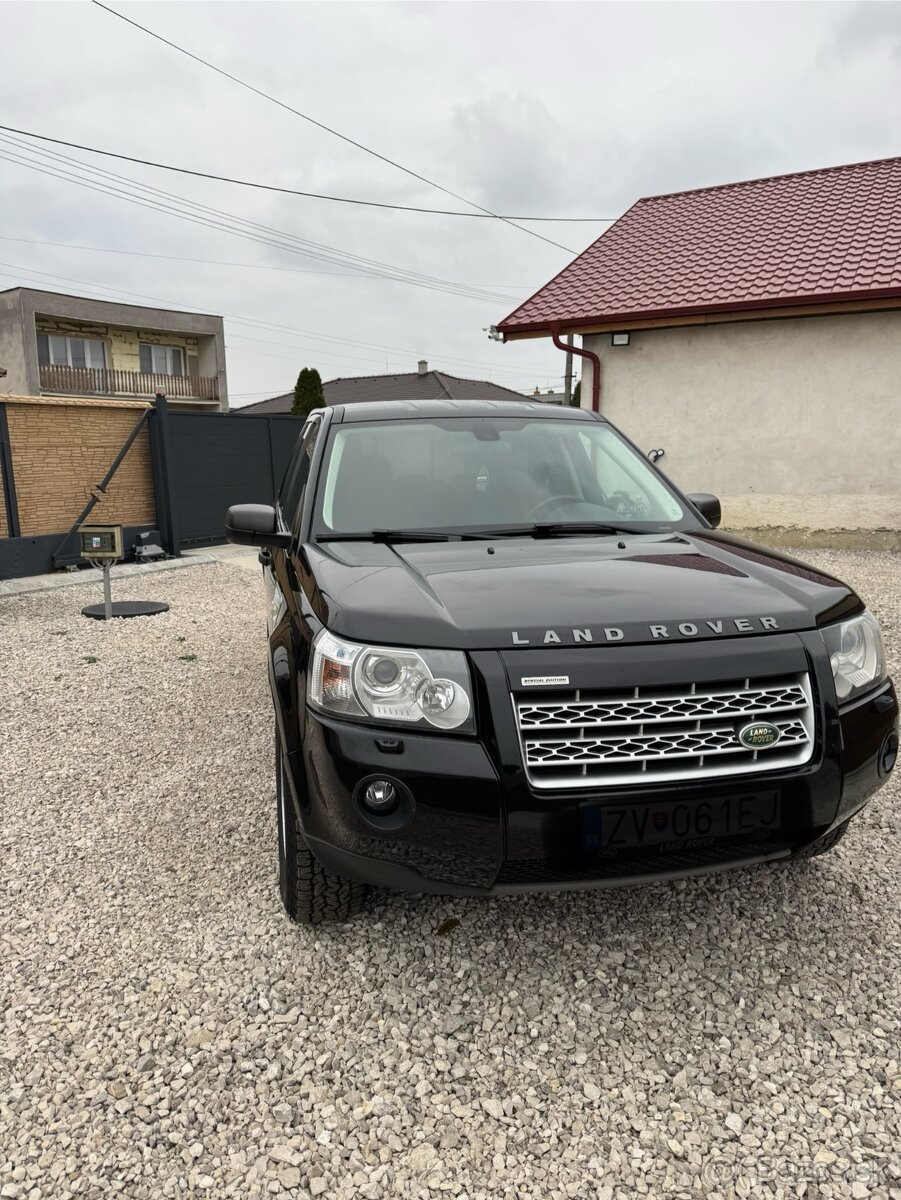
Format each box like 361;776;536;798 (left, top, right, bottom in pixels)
300;531;862;652
249;400;897;895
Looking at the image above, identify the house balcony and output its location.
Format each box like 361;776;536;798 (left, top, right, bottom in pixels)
39;363;219;404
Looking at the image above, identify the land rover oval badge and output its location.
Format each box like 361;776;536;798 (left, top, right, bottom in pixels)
738;722;782;749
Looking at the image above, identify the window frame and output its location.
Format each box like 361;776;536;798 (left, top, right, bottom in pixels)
36;332;108;370
276;415;322;537
139;342;186;377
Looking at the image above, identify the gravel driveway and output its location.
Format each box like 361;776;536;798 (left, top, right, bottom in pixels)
2;551;899;1200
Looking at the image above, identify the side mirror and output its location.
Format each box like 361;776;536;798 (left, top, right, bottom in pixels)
225;503;291;549
685;493;721;529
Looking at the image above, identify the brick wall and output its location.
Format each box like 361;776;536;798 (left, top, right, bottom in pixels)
2;395;156;537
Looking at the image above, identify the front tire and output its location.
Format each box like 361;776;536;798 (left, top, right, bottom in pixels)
276;733;368;924
791;818;851;861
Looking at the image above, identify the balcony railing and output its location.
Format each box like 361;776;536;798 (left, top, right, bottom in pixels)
39;363;219;402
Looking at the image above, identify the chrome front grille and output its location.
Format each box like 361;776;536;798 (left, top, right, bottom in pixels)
515;674;815;789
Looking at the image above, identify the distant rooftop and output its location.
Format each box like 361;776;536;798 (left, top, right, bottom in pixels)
235;363;530;413
498;155;901;336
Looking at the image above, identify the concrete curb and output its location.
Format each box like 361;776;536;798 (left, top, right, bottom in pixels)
724;526;901;552
0;554;220;598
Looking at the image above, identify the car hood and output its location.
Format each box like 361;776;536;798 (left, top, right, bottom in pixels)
303;531;860;651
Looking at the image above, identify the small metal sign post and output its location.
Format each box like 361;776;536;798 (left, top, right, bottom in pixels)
79;525;169;621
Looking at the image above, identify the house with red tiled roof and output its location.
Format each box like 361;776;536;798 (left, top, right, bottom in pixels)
497;156;901;500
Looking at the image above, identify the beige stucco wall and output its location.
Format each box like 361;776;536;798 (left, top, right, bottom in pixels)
34;317;200;374
581;309;901;495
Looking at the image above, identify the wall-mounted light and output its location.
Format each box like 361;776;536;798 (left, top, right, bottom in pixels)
611;332;631;346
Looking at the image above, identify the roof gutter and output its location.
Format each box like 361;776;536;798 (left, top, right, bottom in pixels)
550;323;600;412
502;284;901;340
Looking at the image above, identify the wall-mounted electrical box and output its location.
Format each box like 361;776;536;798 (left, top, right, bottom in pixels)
78;525;123;561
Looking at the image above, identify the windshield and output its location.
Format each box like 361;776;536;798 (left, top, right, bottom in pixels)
313;416;690;536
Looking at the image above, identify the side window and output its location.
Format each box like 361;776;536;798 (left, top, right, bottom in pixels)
278;418;320;530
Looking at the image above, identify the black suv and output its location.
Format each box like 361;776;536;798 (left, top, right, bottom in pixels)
226;400;897;923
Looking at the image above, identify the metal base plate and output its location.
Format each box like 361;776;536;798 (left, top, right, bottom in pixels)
81;601;170;620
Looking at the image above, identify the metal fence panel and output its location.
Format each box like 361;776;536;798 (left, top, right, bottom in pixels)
166;411;305;546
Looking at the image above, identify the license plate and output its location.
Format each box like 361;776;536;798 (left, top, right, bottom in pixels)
581;790;781;856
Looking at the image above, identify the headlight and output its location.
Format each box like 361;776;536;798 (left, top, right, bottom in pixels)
309;631;474;732
822;610;886;703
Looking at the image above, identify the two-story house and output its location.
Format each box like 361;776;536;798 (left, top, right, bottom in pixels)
0;288;229;411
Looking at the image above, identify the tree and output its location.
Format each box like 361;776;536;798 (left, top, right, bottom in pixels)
572;379;581;407
292;367;324;417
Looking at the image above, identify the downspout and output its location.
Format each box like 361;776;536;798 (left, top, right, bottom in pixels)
549;323;601;412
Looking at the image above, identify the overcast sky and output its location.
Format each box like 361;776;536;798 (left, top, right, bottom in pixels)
2;0;900;406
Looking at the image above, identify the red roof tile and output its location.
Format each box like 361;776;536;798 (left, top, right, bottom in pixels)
498;156;901;335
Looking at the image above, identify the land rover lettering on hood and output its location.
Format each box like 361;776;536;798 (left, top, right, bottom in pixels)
225;399;897;924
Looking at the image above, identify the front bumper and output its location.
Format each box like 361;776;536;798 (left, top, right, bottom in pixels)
289;643;897;896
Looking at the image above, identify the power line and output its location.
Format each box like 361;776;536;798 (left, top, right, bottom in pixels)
0;260;553;379
90;0;577;254
226;336;439;372
0;135;511;302
1;257;561;388
232;341;564;388
226;333;555;381
229;390;289;398
0;134;515;305
0;236;527;290
0;124;613;226
0;160;508;308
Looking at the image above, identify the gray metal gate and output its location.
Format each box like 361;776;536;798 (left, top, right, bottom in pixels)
156;404;306;549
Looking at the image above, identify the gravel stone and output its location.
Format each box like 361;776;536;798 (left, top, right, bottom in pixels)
1;554;900;1199
407;1143;439;1173
269;1146;302;1167
481;1098;505;1120
724;1112;744;1134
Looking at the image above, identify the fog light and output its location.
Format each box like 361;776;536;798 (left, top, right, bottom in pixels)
363;779;398;813
880;732;898;777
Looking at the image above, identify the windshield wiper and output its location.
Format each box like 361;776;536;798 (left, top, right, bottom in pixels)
317;529;453;543
479;522;643;539
317;522;653;544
